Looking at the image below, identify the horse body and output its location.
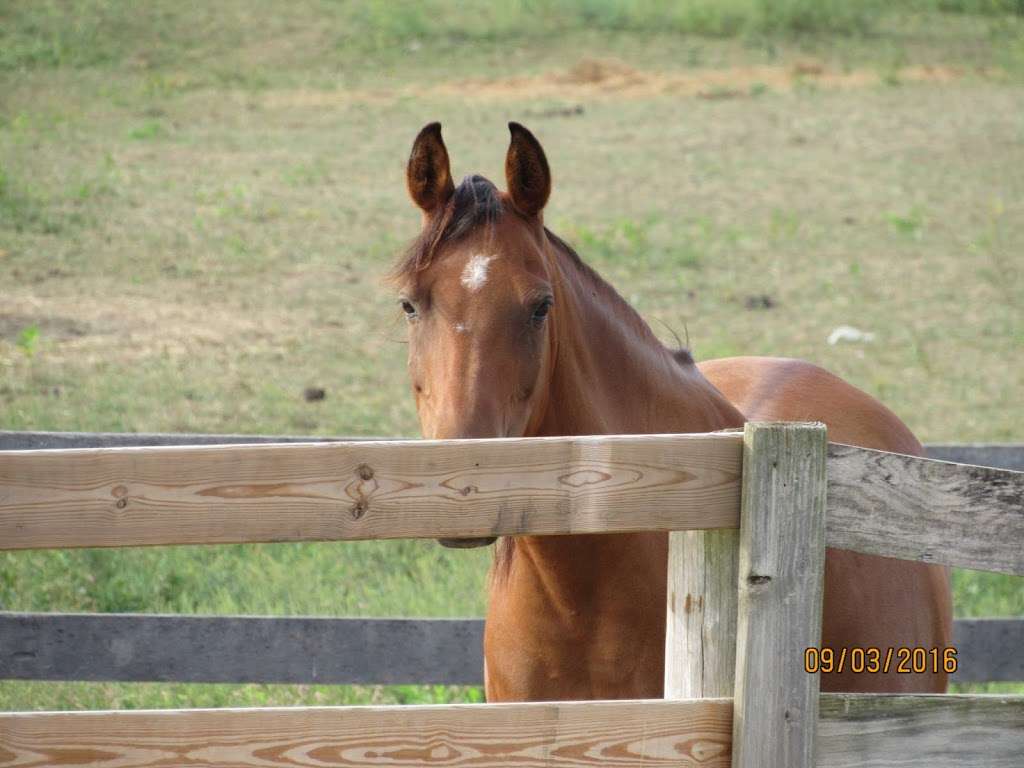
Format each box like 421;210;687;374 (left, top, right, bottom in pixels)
394;122;952;703
481;241;951;700
701;356;953;694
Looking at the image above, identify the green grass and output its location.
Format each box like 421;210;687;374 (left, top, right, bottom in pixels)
1;1;1021;76
0;0;880;73
0;543;491;708
1;0;1022;709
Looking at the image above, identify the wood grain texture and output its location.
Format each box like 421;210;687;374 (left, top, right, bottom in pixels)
827;443;1024;575
3;431;1021;575
664;530;738;698
2;431;1020;471
0;698;734;768
732;422;828;768
0;613;484;685
2;695;1020;768
818;693;1024;768
0;432;1014;472
0;433;743;550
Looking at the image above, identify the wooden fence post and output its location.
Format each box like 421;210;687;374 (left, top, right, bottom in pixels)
732;422;828;768
664;529;739;698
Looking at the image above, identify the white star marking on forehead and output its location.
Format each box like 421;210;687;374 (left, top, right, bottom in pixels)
461;254;494;292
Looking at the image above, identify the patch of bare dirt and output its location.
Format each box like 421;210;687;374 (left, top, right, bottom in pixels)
262;58;985;109
0;313;90;342
436;59;971;101
0;294;287;364
556;57;645;85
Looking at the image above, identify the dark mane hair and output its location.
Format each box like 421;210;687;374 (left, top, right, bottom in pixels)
389;174;504;283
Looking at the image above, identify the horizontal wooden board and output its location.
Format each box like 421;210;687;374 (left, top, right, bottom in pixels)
818;693;1024;768
3;434;1022;576
0;433;743;550
0;613;484;685
3;431;1020;472
0;698;734;768
2;613;1018;685
1;695;1021;768
827;443;1024;575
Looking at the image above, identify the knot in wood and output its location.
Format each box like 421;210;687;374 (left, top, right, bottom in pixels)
351;500;368;520
357;464;374;481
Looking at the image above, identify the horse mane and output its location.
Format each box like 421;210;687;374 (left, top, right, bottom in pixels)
490;229;693;585
544;228;693;366
389;174;504;284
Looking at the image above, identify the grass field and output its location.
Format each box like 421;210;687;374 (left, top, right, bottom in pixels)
1;1;1023;708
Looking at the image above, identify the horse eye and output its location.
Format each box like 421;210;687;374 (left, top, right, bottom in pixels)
400;300;418;319
531;297;553;325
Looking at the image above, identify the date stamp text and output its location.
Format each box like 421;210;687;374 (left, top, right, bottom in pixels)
804;646;957;675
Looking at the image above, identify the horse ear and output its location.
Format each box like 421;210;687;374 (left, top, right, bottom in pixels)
407;122;454;215
505;122;550;218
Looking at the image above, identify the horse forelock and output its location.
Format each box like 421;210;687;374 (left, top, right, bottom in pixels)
391;175;505;283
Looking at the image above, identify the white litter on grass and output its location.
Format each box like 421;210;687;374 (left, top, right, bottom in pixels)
828;325;875;345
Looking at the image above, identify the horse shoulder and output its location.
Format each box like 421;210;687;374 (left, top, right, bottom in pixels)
700;356;951;693
697;355;923;456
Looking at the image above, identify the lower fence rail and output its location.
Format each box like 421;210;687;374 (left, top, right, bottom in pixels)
2;613;1019;685
1;695;1022;768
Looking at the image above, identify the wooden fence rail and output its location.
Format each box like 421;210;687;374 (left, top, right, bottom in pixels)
2;695;1023;768
826;444;1024;574
2;431;1023;472
2;614;1019;684
2;434;1021;575
0;614;484;686
0;433;744;550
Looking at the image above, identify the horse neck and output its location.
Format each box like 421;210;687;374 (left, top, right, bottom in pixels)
499;239;745;589
531;239;744;437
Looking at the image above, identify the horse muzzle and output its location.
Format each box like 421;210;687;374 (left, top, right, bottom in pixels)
437;537;498;549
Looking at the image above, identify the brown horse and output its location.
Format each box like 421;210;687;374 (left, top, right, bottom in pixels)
392;122;952;701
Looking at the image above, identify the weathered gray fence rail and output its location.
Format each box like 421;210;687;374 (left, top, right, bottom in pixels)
0;614;484;685
1;613;1020;686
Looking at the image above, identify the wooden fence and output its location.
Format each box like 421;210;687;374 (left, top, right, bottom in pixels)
1;425;1022;767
